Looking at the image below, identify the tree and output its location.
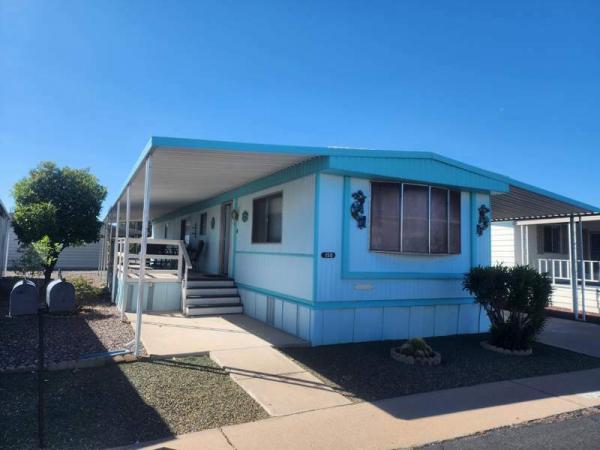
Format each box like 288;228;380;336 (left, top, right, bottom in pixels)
463;265;552;351
11;161;107;287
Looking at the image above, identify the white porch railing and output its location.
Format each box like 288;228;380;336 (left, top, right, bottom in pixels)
538;258;600;284
116;238;192;310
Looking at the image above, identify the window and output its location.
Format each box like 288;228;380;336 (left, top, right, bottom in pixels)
199;212;208;235
370;181;461;254
252;192;283;243
540;224;567;254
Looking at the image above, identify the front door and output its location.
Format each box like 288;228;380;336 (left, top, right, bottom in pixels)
219;202;233;275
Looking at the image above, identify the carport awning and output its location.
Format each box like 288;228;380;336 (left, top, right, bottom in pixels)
492;184;600;221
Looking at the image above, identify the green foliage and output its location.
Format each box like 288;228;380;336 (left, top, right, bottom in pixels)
464;265;552;351
13;244;44;278
69;276;106;306
399;338;435;357
11;161;107;283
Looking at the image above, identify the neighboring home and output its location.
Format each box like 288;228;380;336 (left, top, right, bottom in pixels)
5;225;102;271
492;192;600;317
0;200;9;276
101;137;599;346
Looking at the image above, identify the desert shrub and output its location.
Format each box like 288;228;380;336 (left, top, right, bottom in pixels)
399;338;435;358
69;276;106;306
464;265;552;351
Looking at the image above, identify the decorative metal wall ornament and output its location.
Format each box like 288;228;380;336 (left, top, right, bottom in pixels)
350;190;367;229
231;209;240;221
241;211;249;222
210;217;215;229
476;204;491;236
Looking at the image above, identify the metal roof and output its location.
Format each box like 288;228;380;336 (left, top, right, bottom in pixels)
492;185;599;221
105;136;600;223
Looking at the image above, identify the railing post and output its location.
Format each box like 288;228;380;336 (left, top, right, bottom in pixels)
135;157;152;357
569;216;579;319
578;218;586;321
121;186;131;321
111;201;121;303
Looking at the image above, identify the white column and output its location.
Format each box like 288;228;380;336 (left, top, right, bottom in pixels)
121;186;131;321
578;218;586;321
569;216;579;319
98;221;104;275
135;157;152;357
520;225;525;265
525;225;530;266
111;201;121;303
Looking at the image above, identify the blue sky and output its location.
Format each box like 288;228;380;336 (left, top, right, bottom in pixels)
1;0;599;215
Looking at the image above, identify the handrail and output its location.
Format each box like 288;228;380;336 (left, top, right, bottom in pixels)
538;258;600;284
178;240;192;311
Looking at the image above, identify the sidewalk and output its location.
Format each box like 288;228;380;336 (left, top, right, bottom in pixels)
137;367;600;450
127;313;350;415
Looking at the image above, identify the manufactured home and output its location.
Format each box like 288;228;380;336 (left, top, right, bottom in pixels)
5;225;102;271
101;137;599;345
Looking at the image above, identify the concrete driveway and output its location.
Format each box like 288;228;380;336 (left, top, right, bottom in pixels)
126;313;306;356
539;317;600;357
127;313;351;416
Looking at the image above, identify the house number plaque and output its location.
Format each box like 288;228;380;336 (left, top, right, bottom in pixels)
321;252;336;259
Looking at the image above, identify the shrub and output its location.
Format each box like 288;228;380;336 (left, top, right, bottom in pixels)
69;276;106;306
399;338;435;358
463;265;552;351
13;244;44;279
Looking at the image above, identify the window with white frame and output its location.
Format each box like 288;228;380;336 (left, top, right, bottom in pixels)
252;192;283;243
370;181;461;254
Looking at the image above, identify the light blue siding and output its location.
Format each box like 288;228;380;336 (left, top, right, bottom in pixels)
458;303;480;334
382;307;410;340
297;305;311;341
322;309;354;344
353;308;384;342
434;305;460;336
116;278;181;313
408;306;436;338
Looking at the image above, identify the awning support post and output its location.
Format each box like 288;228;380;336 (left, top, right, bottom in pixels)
135;156;152;357
578;217;586;321
121;186;131;321
111;201;120;303
569;216;579;319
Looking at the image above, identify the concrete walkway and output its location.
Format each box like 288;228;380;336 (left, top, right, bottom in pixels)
136;368;600;450
539;317;600;357
127;313;351;416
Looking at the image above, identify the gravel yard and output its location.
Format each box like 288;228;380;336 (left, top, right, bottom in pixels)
0;271;142;371
282;333;600;402
0;356;268;449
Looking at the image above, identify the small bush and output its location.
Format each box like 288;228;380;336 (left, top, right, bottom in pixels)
399;338;435;358
464;265;552;351
69;276;106;306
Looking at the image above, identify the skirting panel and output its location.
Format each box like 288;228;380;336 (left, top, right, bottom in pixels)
239;286;489;346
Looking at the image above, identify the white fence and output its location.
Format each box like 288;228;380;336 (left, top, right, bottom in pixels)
538;258;600;285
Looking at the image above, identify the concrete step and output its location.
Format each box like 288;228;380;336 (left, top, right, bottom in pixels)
186;280;236;288
186;304;243;316
186;296;242;306
186;287;239;297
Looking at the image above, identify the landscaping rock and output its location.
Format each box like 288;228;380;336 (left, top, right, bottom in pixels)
390;346;442;366
480;340;533;356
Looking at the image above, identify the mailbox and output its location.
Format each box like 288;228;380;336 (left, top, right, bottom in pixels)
9;280;38;316
46;279;76;313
